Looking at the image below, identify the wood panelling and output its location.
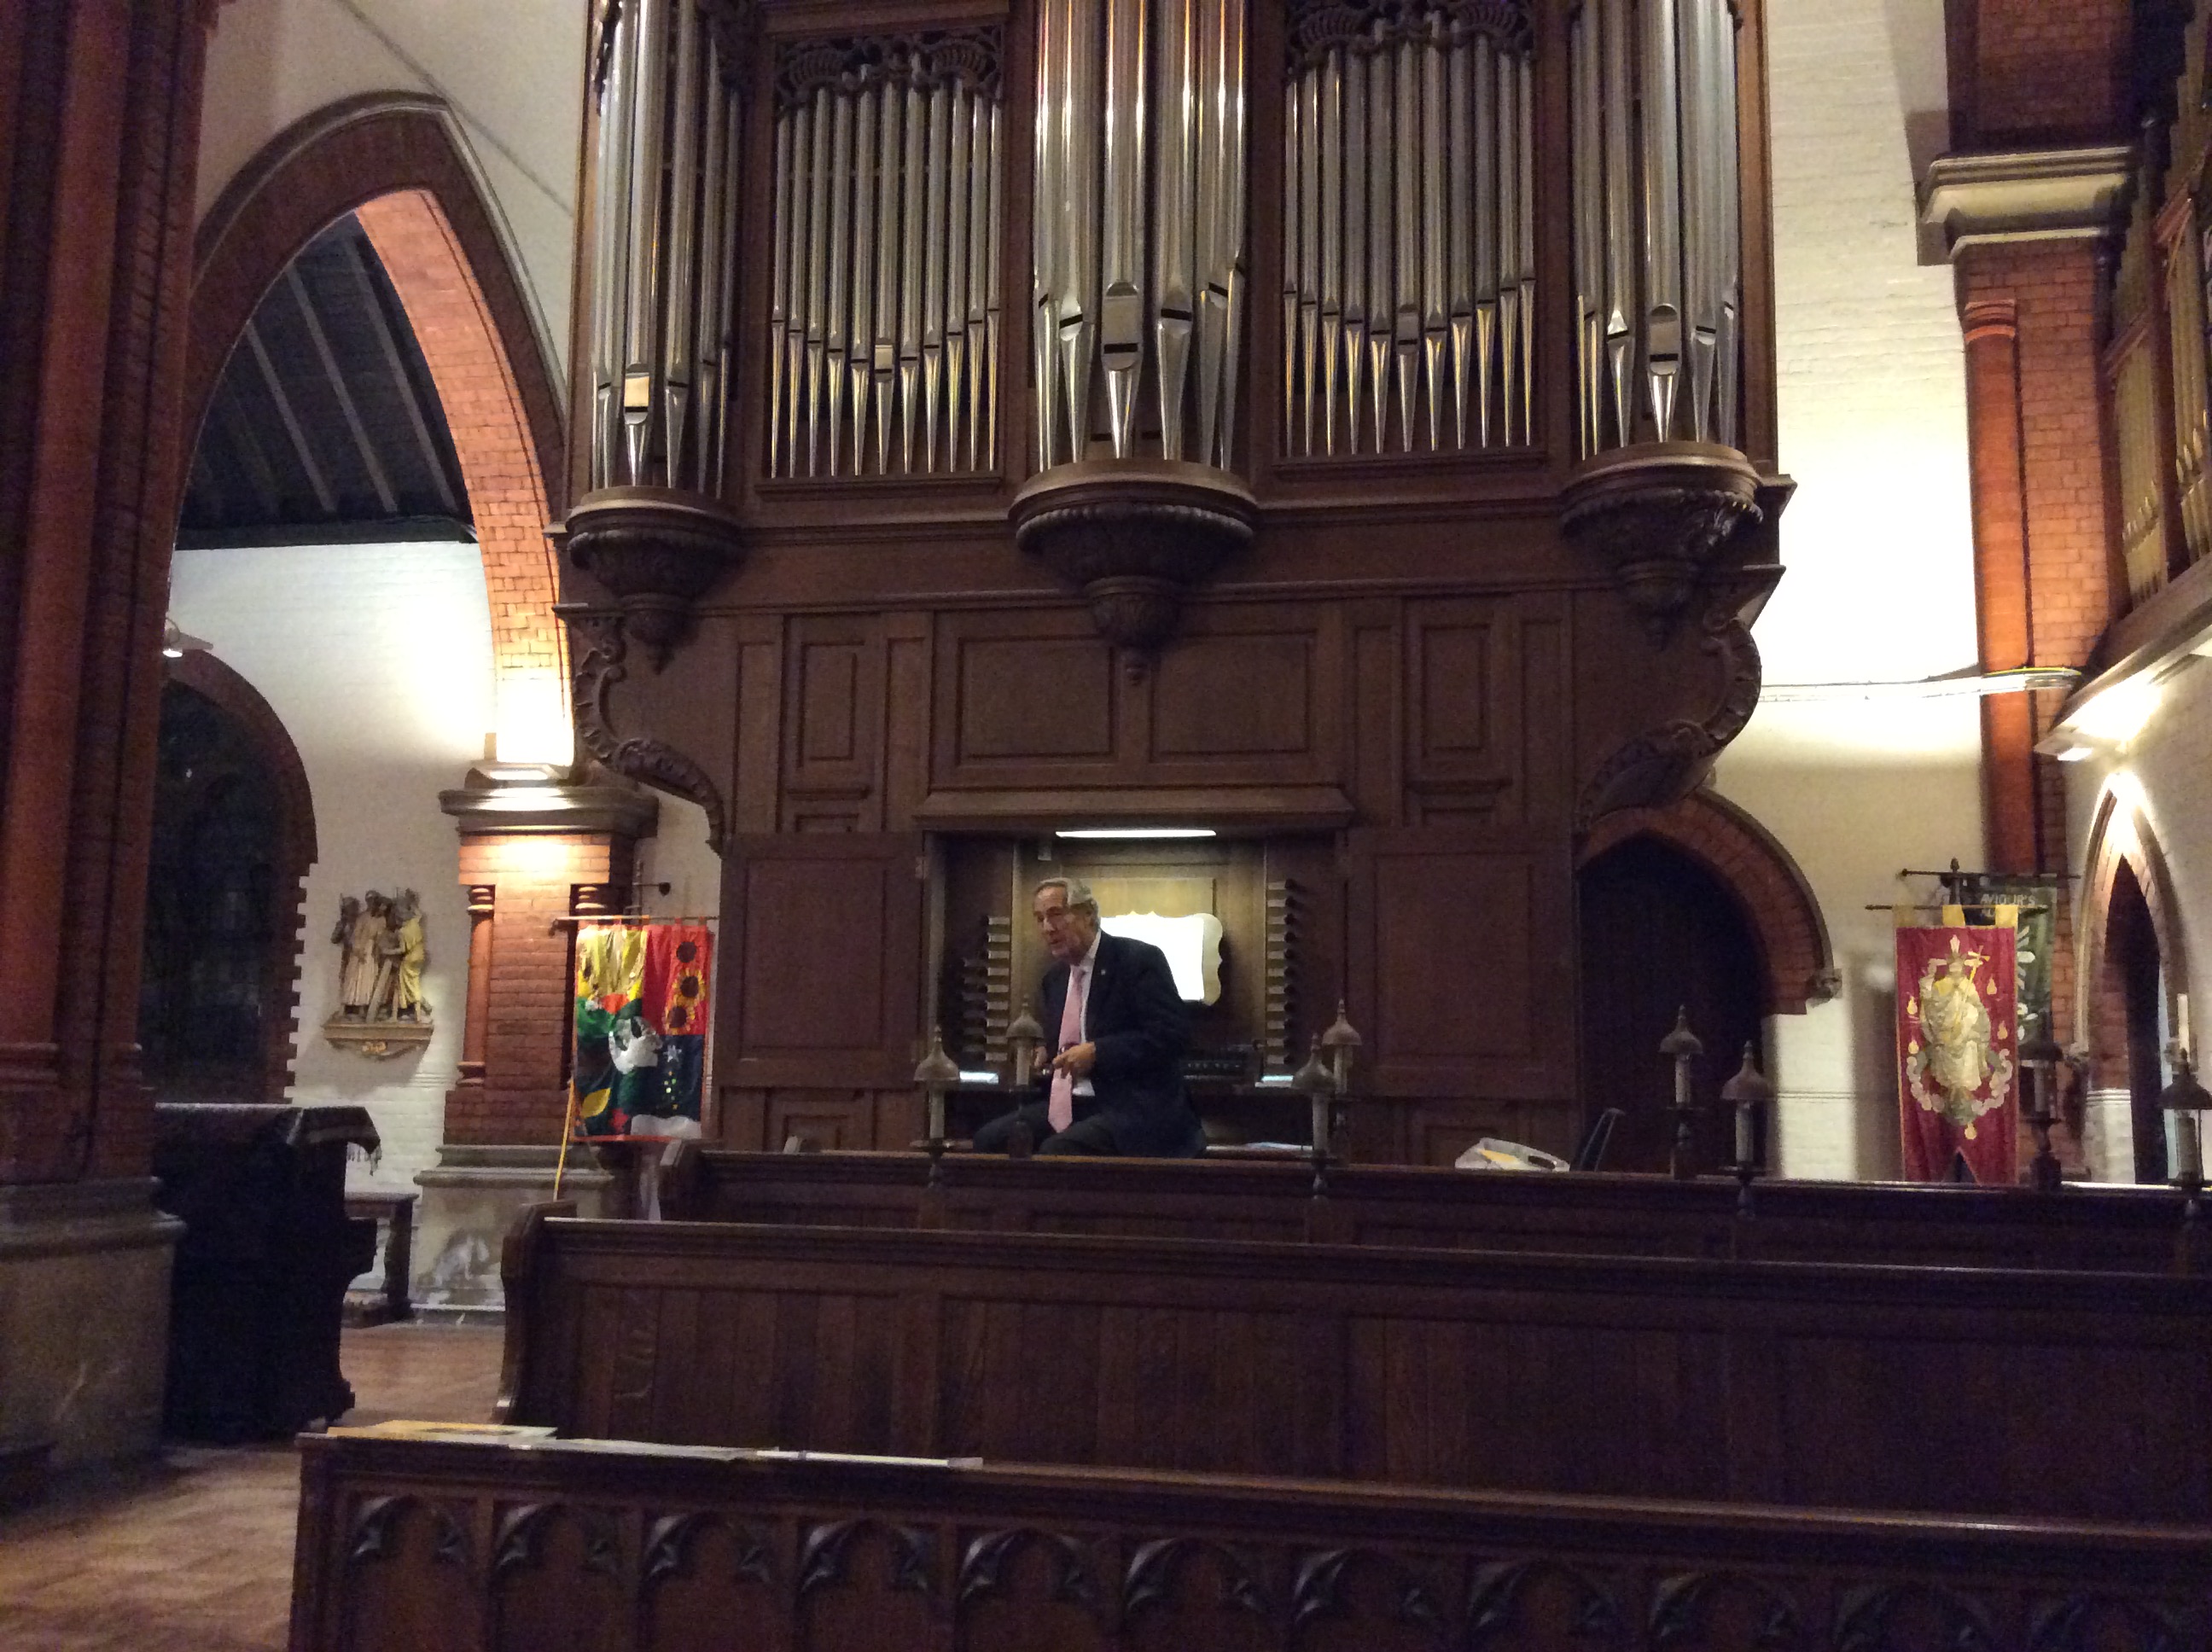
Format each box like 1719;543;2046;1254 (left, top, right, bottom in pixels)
731;616;784;835
294;1432;2212;1652
500;1212;2212;1522
660;1148;2204;1271
946;620;1118;769
1150;633;1313;758
1348;829;1575;1102
719;835;923;1087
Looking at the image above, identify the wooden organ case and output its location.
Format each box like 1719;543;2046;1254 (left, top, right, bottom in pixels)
556;0;1790;1164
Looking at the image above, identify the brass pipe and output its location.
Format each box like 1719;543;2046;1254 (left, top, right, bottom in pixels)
1319;49;1343;457
661;0;702;480
923;79;951;471
873;78;902;474
622;0;669;484
824;81;854;476
848;79;878;474
946;80;971;473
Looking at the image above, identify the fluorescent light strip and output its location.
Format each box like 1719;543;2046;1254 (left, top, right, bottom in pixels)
1054;827;1217;840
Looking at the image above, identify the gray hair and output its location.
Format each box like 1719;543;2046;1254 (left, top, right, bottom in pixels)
1032;875;1097;915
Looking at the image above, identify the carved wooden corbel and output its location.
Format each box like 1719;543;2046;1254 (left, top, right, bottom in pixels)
565;608;729;847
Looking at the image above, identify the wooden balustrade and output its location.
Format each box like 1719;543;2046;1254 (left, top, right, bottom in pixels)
291;1428;2212;1652
655;1144;2204;1273
498;1203;2212;1524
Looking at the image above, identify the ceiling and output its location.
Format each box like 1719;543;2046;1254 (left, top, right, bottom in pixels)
180;213;472;546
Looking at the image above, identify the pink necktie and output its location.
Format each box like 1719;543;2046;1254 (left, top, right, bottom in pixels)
1049;964;1085;1132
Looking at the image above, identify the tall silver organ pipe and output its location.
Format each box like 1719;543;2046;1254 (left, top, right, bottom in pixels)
1033;0;1249;472
766;32;1004;479
1570;0;1743;455
588;0;742;493
1282;3;1535;457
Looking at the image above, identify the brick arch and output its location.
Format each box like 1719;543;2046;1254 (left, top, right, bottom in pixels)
2076;782;2190;1087
162;650;317;1100
1579;790;1838;1015
185;92;569;759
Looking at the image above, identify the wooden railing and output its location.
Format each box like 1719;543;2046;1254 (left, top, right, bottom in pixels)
655;1145;2205;1273
498;1204;2212;1524
291;1428;2212;1652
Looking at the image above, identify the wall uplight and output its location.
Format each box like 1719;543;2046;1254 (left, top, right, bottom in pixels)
2067;675;2162;746
160;617;212;660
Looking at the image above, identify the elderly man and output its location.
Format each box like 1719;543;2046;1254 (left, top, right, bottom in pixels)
972;876;1207;1157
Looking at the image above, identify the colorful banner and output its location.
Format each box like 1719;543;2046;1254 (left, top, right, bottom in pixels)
1896;923;2018;1183
572;921;714;1140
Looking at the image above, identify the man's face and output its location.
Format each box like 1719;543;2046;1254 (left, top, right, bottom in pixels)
1033;885;1097;965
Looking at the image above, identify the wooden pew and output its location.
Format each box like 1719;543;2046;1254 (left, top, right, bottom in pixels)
656;1144;2203;1273
497;1206;2212;1524
291;1428;2212;1652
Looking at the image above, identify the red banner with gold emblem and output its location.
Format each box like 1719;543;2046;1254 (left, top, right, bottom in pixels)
1896;924;2018;1183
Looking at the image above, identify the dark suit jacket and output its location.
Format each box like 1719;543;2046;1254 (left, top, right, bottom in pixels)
1039;930;1204;1156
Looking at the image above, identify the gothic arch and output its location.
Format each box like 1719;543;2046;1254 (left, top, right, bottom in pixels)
2077;781;2190;1082
184;92;570;751
160;650;317;1099
1579;788;1838;1015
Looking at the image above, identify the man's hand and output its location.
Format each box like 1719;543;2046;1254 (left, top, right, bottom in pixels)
1051;1041;1097;1077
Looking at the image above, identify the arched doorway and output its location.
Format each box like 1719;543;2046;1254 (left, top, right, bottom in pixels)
1578;835;1767;1173
2107;859;2168;1183
139;683;284;1102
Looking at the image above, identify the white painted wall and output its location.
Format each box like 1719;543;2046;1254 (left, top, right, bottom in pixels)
197;0;584;381
2062;661;2212;1180
1710;0;1987;1179
167;539;496;1194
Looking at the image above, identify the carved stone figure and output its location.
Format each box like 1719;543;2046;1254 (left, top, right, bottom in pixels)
335;892;388;1020
324;888;434;1058
372;888;428;1022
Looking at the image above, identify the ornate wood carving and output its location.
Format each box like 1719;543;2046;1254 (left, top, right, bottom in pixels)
2028;1596;2191;1652
1011;462;1258;662
1124;1537;1269;1620
568;609;729;846
959;1528;1102;1614
643;1512;774;1588
492;1504;622;1581
346;1495;471;1568
1560;444;1767;643
1834;1583;1998;1652
798;1520;934;1598
1649;1572;1802;1649
1575;560;1783;831
776;26;1003;109
559;488;743;668
1291;1548;1448;1636
1466;1559;1626;1648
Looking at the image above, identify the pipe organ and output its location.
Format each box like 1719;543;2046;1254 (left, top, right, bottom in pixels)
559;2;1790;1163
586;0;746;494
765;33;1004;479
1028;0;1252;471
1569;0;1742;456
1283;4;1538;458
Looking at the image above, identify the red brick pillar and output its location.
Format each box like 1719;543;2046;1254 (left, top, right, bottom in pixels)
412;775;655;1306
1947;236;2119;877
1959;294;2040;873
437;782;656;1145
0;0;210;1186
0;0;216;1474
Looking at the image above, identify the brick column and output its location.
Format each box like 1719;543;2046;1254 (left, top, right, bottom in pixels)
0;0;213;1474
410;772;655;1309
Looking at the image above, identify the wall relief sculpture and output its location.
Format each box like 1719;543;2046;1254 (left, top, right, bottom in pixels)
323;888;434;1058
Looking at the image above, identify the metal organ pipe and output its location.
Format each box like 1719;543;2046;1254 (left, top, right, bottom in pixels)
588;0;743;494
1282;3;1536;457
763;32;1004;479
1570;0;1745;456
1033;0;1249;474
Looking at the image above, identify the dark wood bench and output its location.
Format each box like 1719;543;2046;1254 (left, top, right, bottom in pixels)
291;1427;2212;1652
655;1143;2204;1273
341;1190;416;1324
497;1203;2212;1524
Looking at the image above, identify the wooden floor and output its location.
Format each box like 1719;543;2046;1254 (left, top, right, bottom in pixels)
0;1323;504;1652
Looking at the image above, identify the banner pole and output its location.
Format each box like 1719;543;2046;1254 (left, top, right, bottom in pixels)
553;1085;579;1199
